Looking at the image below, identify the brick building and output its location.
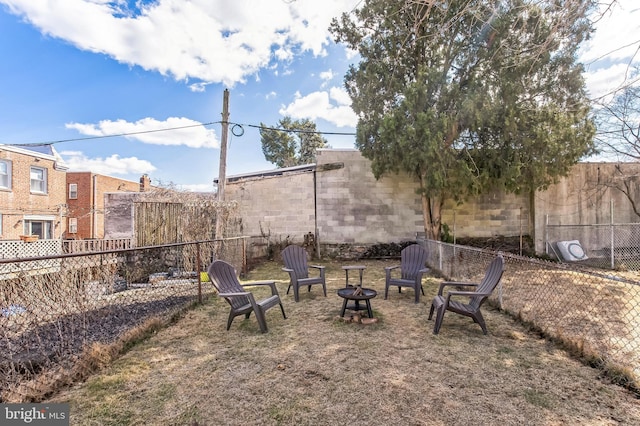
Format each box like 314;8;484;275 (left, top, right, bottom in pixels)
0;144;68;240
65;173;151;239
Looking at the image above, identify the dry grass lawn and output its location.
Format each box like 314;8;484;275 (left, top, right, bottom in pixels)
48;259;640;425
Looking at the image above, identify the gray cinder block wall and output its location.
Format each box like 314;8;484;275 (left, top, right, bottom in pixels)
219;149;640;256
440;192;530;239
315;149;423;244
223;167;317;243
316;149;533;246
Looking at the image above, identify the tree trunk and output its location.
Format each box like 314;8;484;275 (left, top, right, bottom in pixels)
420;192;443;241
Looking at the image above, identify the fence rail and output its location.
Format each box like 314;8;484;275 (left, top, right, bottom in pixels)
0;237;248;402
62;238;134;254
421;238;640;389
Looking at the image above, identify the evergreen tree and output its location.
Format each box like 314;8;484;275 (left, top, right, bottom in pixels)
331;0;596;239
260;117;329;168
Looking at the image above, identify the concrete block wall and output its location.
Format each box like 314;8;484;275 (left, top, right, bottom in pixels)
536;162;640;225
315;149;423;244
316;149;530;243
220;149;640;255
534;162;640;252
440;191;530;238
223;149;531;248
224;170;316;245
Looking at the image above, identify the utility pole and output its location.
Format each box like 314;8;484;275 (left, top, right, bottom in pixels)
217;89;229;203
215;89;229;251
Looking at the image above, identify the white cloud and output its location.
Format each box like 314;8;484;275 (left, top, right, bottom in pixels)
345;47;359;60
1;0;360;87
189;82;208;93
65;117;219;148
581;0;640;64
319;69;335;88
584;63;634;101
319;69;335;81
581;0;640;99
274;46;293;62
59;151;156;175
329;87;351;106
279;88;357;128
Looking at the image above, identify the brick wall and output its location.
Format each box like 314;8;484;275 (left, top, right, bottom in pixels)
66;173;93;239
66;172;142;239
0;147;67;240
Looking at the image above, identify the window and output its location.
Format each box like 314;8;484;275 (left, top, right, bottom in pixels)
0;213;3;237
24;218;53;239
68;218;78;234
0;160;11;190
30;167;47;194
69;183;78;199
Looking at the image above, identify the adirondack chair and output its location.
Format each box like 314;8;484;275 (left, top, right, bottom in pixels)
428;254;505;335
207;260;286;333
281;245;327;302
384;244;430;303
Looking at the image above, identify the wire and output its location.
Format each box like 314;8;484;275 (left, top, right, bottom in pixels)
1;119;356;148
3;121;221;147
231;124;244;137
245;123;356;136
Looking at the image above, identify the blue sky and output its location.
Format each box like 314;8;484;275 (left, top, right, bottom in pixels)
0;0;638;192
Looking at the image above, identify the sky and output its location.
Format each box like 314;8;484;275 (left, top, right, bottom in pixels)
0;0;638;192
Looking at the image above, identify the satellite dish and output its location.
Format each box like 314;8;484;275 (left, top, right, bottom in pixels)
556;240;588;261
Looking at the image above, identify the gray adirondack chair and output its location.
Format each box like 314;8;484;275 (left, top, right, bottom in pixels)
428;254;505;335
384;244;430;303
281;245;327;302
207;260;286;333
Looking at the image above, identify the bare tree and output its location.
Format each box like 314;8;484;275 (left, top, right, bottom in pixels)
594;82;640;161
593;81;640;219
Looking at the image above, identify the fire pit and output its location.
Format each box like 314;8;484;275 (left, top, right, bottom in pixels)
337;286;377;319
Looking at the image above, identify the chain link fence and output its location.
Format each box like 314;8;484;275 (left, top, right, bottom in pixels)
4;234;638;401
421;238;640;390
0;237;247;403
545;222;640;270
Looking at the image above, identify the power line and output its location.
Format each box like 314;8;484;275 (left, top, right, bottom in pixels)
3;121;221;147
245;123;356;136
1;120;356;148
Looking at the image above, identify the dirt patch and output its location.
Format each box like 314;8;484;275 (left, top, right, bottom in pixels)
1;291;200;402
454;235;535;256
